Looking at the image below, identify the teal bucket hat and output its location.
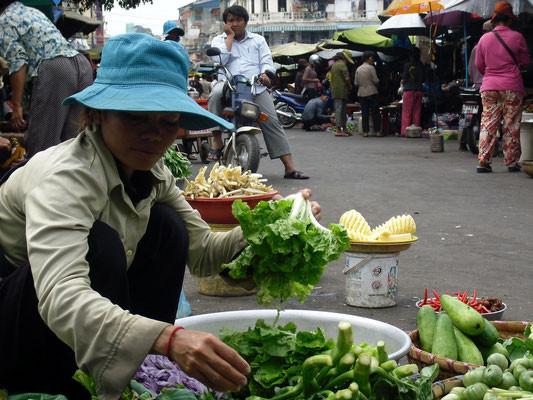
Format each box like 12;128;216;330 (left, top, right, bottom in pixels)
63;33;232;131
163;20;185;36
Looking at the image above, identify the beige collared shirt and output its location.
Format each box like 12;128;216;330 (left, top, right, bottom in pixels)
0;126;246;399
354;62;379;98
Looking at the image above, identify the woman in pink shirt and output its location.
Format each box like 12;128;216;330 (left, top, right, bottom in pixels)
475;1;530;173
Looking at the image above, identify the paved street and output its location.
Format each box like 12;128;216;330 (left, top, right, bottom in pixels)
182;126;533;333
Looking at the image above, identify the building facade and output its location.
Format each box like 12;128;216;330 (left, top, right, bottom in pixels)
179;0;385;53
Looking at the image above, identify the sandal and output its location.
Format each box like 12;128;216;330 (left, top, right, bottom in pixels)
362;133;369;137
476;164;492;173
207;147;222;162
186;154;197;161
284;170;310;179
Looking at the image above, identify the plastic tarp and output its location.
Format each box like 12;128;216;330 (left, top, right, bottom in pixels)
334;26;393;48
270;42;319;58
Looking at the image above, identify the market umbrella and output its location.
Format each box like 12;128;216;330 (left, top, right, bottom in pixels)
423;8;484;86
270;42;319;58
440;0;533;17
315;49;361;60
334;26;393;48
377;13;437;37
423;9;481;26
383;0;443;16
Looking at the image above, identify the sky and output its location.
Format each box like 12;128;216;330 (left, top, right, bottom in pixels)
103;0;191;37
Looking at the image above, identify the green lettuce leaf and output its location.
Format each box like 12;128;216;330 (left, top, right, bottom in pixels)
223;198;350;305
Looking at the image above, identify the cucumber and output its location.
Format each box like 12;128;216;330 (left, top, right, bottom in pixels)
471;319;499;347
479;342;509;363
431;313;458;360
454;327;484;365
440;295;485;336
418;305;438;352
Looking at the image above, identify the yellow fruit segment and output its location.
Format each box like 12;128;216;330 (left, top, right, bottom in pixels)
339;210;372;236
339;211;417;243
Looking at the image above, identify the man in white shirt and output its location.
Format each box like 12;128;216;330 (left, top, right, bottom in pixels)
207;5;309;179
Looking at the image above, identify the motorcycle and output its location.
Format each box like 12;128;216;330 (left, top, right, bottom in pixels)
459;86;482;154
203;47;269;173
272;89;332;129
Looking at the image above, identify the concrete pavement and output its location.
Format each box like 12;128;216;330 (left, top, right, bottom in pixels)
182;127;533;333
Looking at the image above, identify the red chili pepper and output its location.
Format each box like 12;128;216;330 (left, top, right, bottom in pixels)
432;289;440;300
446;290;450;295
421;288;429;306
472;289;477;302
481;306;490;313
453;291;461;296
462;290;468;302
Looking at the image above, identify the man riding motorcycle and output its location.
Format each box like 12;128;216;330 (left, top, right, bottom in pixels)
207;5;309;180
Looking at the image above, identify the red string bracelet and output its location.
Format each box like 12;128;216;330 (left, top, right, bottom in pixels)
166;326;184;359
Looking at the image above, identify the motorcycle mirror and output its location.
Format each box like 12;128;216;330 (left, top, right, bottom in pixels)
206;47;221;57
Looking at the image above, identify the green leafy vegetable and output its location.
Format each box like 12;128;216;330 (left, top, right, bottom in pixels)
163;146;192;179
500;324;533;362
222;192;350;305
219;319;335;397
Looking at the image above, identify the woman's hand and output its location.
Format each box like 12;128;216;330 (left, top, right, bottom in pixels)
157;326;250;393
10;104;27;131
273;188;322;221
0;137;10;152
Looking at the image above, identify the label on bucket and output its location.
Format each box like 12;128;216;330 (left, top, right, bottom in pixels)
345;252;399;308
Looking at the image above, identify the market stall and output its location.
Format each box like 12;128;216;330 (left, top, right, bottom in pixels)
3;154;532;399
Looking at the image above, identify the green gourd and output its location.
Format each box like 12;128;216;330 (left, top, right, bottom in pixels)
440;295;484;336
417;305;438;352
454;327;484;366
431;313;458;360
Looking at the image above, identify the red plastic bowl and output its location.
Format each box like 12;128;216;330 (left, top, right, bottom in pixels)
185;190;279;224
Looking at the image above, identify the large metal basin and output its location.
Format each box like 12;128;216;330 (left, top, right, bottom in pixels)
177;309;411;361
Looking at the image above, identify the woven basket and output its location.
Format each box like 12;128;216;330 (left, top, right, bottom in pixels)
408;321;529;380
431;378;463;399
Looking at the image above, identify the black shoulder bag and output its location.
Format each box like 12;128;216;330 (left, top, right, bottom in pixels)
492;31;519;66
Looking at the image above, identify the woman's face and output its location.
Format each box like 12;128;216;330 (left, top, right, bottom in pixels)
95;110;181;178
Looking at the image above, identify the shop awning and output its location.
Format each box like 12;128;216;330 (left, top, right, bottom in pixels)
249;23;337;33
190;0;220;8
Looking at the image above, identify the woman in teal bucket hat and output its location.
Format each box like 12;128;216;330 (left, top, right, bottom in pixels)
0;33;320;399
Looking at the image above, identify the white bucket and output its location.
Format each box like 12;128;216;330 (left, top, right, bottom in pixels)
519;116;533;162
343;251;399;308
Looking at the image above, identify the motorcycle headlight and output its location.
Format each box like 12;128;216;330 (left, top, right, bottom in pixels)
240;101;260;119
